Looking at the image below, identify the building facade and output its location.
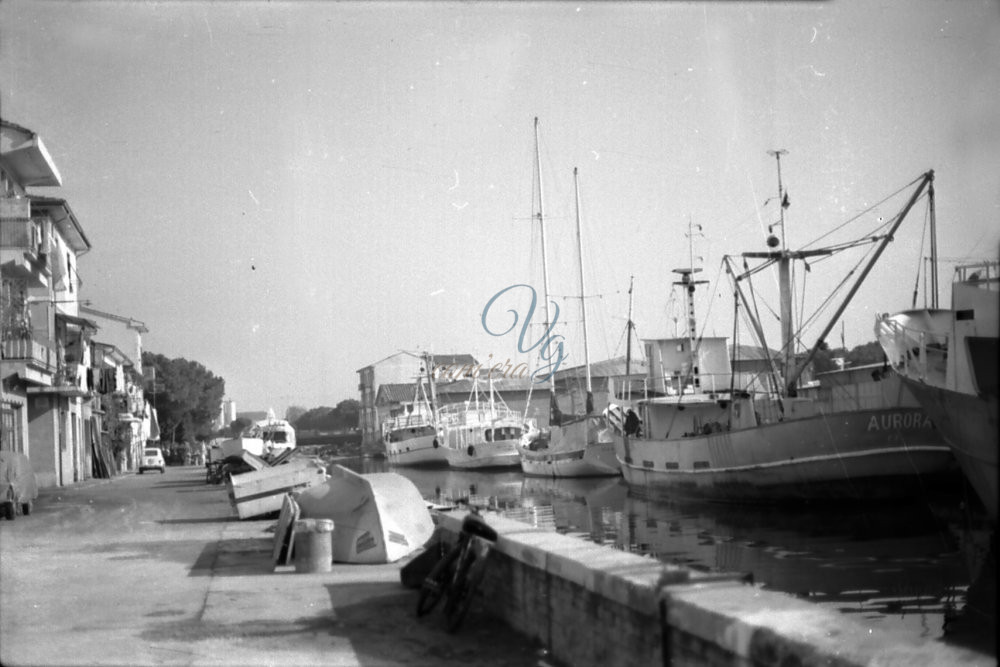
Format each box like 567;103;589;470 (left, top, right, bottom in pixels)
1;119;152;487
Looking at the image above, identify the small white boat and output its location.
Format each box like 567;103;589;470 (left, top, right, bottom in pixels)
248;414;297;459
438;378;527;469
294;464;434;563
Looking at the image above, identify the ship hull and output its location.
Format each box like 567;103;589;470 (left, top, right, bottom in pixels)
385;432;449;468
519;441;619;478
614;407;957;502
445;439;522;469
898;376;998;520
518;417;620;478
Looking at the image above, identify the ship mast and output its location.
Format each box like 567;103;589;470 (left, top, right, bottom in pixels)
673;218;707;392
534;117;560;425
622;275;635;463
742;157;934;396
573;167;594;414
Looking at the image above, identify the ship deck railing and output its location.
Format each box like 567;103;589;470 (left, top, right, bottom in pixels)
437;402;523;427
880;317;949;385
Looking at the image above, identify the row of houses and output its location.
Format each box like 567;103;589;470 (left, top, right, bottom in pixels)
1;119;156;488
354;343;788;455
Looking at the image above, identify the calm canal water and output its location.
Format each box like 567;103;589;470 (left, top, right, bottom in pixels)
334;455;995;656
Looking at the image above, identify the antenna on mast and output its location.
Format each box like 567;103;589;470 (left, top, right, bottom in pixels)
767;149;789;250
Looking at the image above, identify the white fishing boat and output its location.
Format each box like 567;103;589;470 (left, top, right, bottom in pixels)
248;413;297;458
516;119;620;478
609;166;955;502
382;356;448;467
438;377;527;469
876;260;999;520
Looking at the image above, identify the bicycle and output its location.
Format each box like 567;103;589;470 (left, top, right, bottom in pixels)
415;504;498;632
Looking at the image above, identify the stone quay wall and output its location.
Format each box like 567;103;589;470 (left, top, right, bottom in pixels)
433;511;987;667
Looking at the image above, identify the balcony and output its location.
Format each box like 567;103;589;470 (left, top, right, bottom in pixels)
1;337;57;384
0;212;49;288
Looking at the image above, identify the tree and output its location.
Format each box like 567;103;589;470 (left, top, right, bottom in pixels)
333;399;361;430
285;405;307;423
143;352;225;442
229;417;251;437
846;341;886;366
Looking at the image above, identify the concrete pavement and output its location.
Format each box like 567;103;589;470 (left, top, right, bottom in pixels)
0;466;543;666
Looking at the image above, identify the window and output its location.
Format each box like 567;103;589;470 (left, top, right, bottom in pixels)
1;404;24;453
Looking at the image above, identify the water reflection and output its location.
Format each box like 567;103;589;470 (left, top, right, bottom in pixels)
339;456;994;653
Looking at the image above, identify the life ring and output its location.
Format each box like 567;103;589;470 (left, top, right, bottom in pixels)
432;438;439;448
467;445;476;457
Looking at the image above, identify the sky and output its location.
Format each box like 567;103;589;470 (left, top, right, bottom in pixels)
2;1;998;417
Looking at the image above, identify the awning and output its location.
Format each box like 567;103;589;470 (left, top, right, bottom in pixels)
1;135;62;186
26;384;91;398
26;196;90;254
55;312;99;331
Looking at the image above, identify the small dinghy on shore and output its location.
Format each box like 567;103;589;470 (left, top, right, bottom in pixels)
294;464;434;564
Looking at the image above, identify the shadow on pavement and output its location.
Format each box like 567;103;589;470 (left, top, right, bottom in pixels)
158;517;233;525
325;582;544;666
151;480;213;489
189;538;273;577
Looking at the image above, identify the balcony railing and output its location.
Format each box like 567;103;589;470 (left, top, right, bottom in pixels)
1;337;56;371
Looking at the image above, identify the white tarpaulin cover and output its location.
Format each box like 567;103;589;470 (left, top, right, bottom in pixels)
294;464;433;564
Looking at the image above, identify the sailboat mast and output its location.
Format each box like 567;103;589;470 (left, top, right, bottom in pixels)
423;353;437;414
534;117;560;427
624;276;635;399
573;167;593;409
621;276;635;463
533;117;554;370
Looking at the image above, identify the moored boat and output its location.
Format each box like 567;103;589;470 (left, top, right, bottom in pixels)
610;167;955;503
515;120;620;478
248;413;297;458
438;378;527;470
876;261;999;520
382;357;448;467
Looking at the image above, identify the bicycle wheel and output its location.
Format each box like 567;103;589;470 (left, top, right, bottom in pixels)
416;543;460;617
443;550;489;633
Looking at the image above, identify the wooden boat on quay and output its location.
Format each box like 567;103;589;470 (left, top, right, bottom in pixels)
609;167;955;503
876;260;999;521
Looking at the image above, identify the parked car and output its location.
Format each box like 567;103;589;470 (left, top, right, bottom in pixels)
139;447;166;474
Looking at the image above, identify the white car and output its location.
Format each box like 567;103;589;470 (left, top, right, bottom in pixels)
139;447;166;474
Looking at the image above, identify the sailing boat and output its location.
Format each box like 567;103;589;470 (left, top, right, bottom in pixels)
516;120;619;478
609;163;956;502
382;354;448;467
876;260;999;520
